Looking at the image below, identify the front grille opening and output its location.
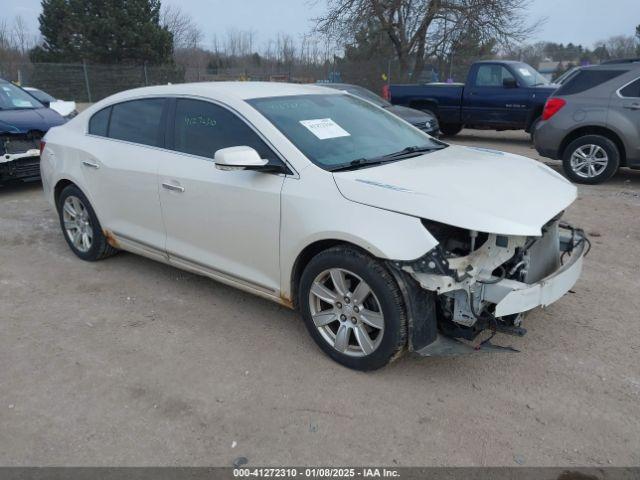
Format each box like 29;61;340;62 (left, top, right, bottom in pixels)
1;130;44;155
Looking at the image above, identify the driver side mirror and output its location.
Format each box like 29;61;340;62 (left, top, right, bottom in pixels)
503;78;518;89
214;146;269;171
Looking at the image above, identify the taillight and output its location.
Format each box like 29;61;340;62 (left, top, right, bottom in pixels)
39;140;46;156
542;98;566;121
382;84;390;101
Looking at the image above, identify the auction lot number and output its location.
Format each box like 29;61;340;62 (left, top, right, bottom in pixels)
234;468;400;478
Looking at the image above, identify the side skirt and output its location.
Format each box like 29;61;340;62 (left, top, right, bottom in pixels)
107;230;290;308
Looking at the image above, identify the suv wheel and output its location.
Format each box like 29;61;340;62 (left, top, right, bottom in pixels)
529;116;541;143
562;135;620;184
57;185;118;261
298;246;407;370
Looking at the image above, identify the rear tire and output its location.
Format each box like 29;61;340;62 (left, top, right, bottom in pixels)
298;246;407;370
440;123;463;137
562;135;620;184
57;184;118;261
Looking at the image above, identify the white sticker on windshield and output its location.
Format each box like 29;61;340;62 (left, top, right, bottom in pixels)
518;68;532;77
299;118;350;140
12;99;32;107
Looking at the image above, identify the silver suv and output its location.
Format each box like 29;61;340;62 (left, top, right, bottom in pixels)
534;62;640;184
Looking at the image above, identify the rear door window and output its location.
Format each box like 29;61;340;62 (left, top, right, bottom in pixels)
556;70;626;96
619;78;640;98
172;98;275;160
108;98;166;147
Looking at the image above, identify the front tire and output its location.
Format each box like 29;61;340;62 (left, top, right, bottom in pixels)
440;123;463;137
529;116;541;143
562;135;620;184
57;185;118;261
298;246;407;370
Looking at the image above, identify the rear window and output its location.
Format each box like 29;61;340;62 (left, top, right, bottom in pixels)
88;107;111;136
556;70;626;96
619;78;640;98
108;99;165;147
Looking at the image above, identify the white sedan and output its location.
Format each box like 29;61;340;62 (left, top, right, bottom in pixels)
40;82;588;370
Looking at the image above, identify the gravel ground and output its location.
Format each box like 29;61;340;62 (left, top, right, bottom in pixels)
0;129;639;467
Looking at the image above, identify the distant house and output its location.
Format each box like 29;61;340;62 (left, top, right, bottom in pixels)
538;61;562;81
538;60;581;81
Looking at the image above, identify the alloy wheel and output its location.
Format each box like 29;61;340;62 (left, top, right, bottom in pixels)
308;268;384;357
570;144;609;179
62;195;93;253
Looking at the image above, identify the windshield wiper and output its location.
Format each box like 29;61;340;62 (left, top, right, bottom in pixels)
329;158;389;172
329;144;445;172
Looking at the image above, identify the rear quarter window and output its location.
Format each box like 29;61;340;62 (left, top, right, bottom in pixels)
556;70;627;96
88;107;111;136
619;78;640;98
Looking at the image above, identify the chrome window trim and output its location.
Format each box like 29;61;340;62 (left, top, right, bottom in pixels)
84;93;299;178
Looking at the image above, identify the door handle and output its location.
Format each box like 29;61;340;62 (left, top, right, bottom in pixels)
162;182;185;193
624;103;640;110
82;160;99;169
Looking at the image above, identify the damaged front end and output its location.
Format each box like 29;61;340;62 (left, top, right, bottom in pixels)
390;216;589;356
0;131;43;182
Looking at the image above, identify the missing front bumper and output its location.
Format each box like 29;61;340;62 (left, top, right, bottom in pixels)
482;228;587;317
397;224;588;356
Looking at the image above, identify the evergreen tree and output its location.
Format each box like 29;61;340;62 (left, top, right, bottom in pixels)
30;0;173;64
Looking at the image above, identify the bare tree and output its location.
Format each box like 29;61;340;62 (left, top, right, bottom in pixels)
315;0;541;79
161;4;203;50
12;16;33;55
595;35;638;60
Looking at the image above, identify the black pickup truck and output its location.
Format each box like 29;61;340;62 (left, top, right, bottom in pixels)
387;60;558;137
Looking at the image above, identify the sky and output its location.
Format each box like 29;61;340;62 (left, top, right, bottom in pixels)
3;0;639;50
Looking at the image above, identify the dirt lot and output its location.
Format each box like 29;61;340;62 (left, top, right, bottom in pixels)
1;130;639;467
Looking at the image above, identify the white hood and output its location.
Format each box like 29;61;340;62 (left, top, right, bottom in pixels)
333;145;577;236
49;100;77;117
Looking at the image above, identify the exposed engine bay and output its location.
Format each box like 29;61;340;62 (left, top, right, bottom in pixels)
0;130;43;182
394;215;590;353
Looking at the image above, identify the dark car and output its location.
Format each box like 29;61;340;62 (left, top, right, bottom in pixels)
534;63;640;184
322;82;440;136
387;60;557;138
1;78;66;183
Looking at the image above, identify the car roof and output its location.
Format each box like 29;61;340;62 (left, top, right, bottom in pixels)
321;83;360;89
473;60;526;65
581;63;640;71
102;81;342;103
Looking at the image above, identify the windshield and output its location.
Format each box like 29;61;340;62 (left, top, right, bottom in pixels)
323;84;391;107
27;88;56;103
0;82;44;110
249;94;442;170
342;86;390;107
513;63;550;87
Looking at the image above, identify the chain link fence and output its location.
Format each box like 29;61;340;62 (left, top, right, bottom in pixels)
0;59;475;103
0;62;186;102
